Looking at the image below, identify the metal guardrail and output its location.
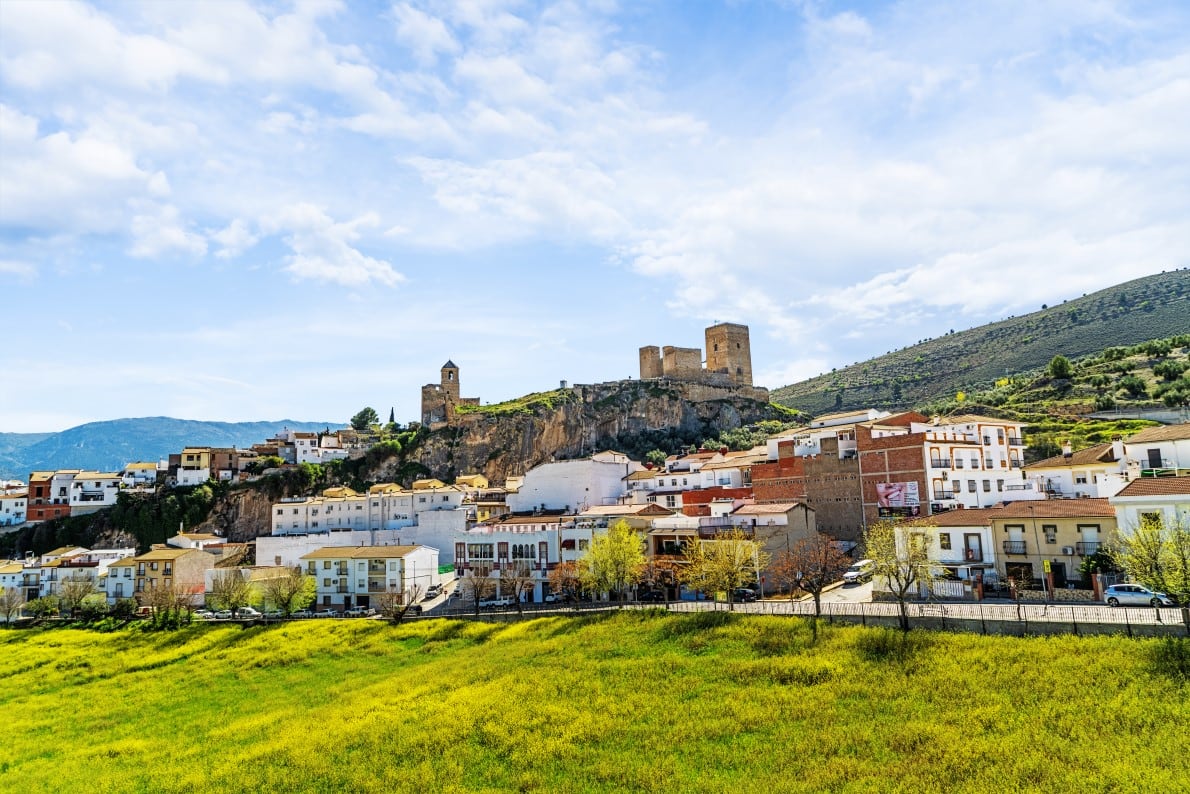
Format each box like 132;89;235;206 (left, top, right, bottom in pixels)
409;597;1190;637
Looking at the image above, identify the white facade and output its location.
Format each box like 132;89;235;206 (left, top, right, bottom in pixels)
258;529;418;568
0;493;27;526
301;545;440;610
69;472;122;514
103;560;137;603
1122;427;1190;474
271;486;466;536
121;462;160;489
506;451;640;513
1110;482;1190;532
913;417;1036;510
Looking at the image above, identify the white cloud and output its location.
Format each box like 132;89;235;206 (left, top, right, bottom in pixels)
264;204;405;287
128;204;208;258
0;260;36;280
211;219;260;259
393;3;460;65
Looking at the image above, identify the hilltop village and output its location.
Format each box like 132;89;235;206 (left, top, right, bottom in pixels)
3;322;1189;616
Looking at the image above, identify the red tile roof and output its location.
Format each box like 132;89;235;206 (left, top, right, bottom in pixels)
990;498;1116;518
1113;476;1190;498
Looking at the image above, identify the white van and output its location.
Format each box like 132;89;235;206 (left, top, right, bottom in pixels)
842;559;876;584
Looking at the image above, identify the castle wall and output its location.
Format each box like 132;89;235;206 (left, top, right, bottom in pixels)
705;323;753;386
661;346;703;379
639;346;663;379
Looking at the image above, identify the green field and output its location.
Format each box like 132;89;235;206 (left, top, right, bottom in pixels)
1;613;1187;793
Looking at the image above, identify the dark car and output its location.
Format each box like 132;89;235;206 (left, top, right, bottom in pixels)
732;588;758;602
637;590;667;602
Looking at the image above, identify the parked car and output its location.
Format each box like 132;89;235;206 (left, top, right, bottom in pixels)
314;609;338;618
424;584;442;599
637;590;667;603
542;593;560;603
262;609;284;619
236;607;262;619
344;606;375;617
843;559;876;584
732;588;758;603
212;610;233;620
193;609;215;620
291;609;313;619
479;596;514;609
1104;584;1175;607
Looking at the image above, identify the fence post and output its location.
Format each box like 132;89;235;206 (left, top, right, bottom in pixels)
1071;606;1078;637
1124;606;1132;639
979;602;987;636
861;602;867;627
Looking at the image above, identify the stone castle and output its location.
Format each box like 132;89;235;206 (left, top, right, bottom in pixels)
639;322;766;399
421;361;480;427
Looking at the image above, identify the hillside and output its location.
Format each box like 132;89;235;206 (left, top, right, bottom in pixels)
1;615;1185;792
0;417;341;480
772;270;1190;415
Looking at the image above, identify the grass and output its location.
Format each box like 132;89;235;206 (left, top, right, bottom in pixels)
0;613;1187;793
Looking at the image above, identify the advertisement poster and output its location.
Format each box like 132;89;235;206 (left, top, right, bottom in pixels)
876;481;921;517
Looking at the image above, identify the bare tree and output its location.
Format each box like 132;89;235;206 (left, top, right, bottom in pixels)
138;583;199;627
548;562;583;608
865;519;932;631
59;574;97;618
209;569;255;618
259;569;315;617
1;587;26;626
373;583;425;622
500;562;536;614
457;568;495;615
638;558;680;600
771;534;854;618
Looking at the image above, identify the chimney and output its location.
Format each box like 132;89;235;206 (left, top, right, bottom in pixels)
1062;441;1073;459
1111;436;1125;462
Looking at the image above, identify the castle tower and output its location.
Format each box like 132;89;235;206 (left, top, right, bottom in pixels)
705;323;753;386
639;346;662;379
441;360;460;400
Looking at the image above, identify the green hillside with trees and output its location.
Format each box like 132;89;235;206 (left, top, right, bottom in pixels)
771;270;1190;416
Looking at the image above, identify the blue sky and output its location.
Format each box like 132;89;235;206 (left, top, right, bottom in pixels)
2;0;1187;432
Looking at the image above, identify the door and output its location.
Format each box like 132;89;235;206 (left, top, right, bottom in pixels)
963;533;983;562
1050;561;1067;589
1147;448;1162;468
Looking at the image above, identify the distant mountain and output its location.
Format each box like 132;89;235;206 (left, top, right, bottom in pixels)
771;270;1190;415
0;418;343;480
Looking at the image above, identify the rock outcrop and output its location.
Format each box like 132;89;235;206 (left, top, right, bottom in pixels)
370;378;790;484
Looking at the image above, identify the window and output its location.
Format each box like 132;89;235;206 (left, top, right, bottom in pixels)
323;578;331;587
323;561;331;569
150;562;158;571
578;539;590;551
1075;473;1088;484
939;533;952;550
1043;525;1057;544
967;480;977;493
982;480;991;492
996;480;1004;492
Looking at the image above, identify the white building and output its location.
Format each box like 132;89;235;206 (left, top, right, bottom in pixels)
1109;475;1190;531
505;451;641;513
270;485;467;536
1121;424;1190;476
0;492;27;526
68;472;122;514
300;545;439;611
121;462;160;490
1023;441;1129;499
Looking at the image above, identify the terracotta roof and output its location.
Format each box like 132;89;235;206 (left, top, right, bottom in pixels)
940;414;1027;427
733;502;806;515
907;508;1000;527
625;470;657;481
135;548;197;561
0;562;25;574
1125;423;1190;444
1025;443;1117;470
1113;476;1190;498
300;545;421;560
579;504;672;517
990;498;1116;519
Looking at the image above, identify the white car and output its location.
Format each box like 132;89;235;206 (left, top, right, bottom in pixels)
344;606;375;617
479;597;514;609
842;559;876;584
1104;584;1175;607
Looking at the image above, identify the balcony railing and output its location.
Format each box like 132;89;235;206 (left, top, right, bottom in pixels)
1007;437;1024;446
929;458;952;469
1009;460;1022;469
954;459;964;469
934;491;956;500
335;586;350;594
1075;541;1101;556
1002;540;1027;555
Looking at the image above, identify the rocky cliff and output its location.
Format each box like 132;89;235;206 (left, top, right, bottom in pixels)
369;379;792;484
191;487;276;543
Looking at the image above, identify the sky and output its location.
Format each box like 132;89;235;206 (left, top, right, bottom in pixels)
1;0;1188;433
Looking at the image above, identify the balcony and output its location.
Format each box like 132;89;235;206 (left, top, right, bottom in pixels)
1076;541;1101;556
1007;437;1024;447
934;491;956;500
929;458;952;469
1002;540;1027;555
367;580;387;593
335;586;350;594
1009;460;1022;469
